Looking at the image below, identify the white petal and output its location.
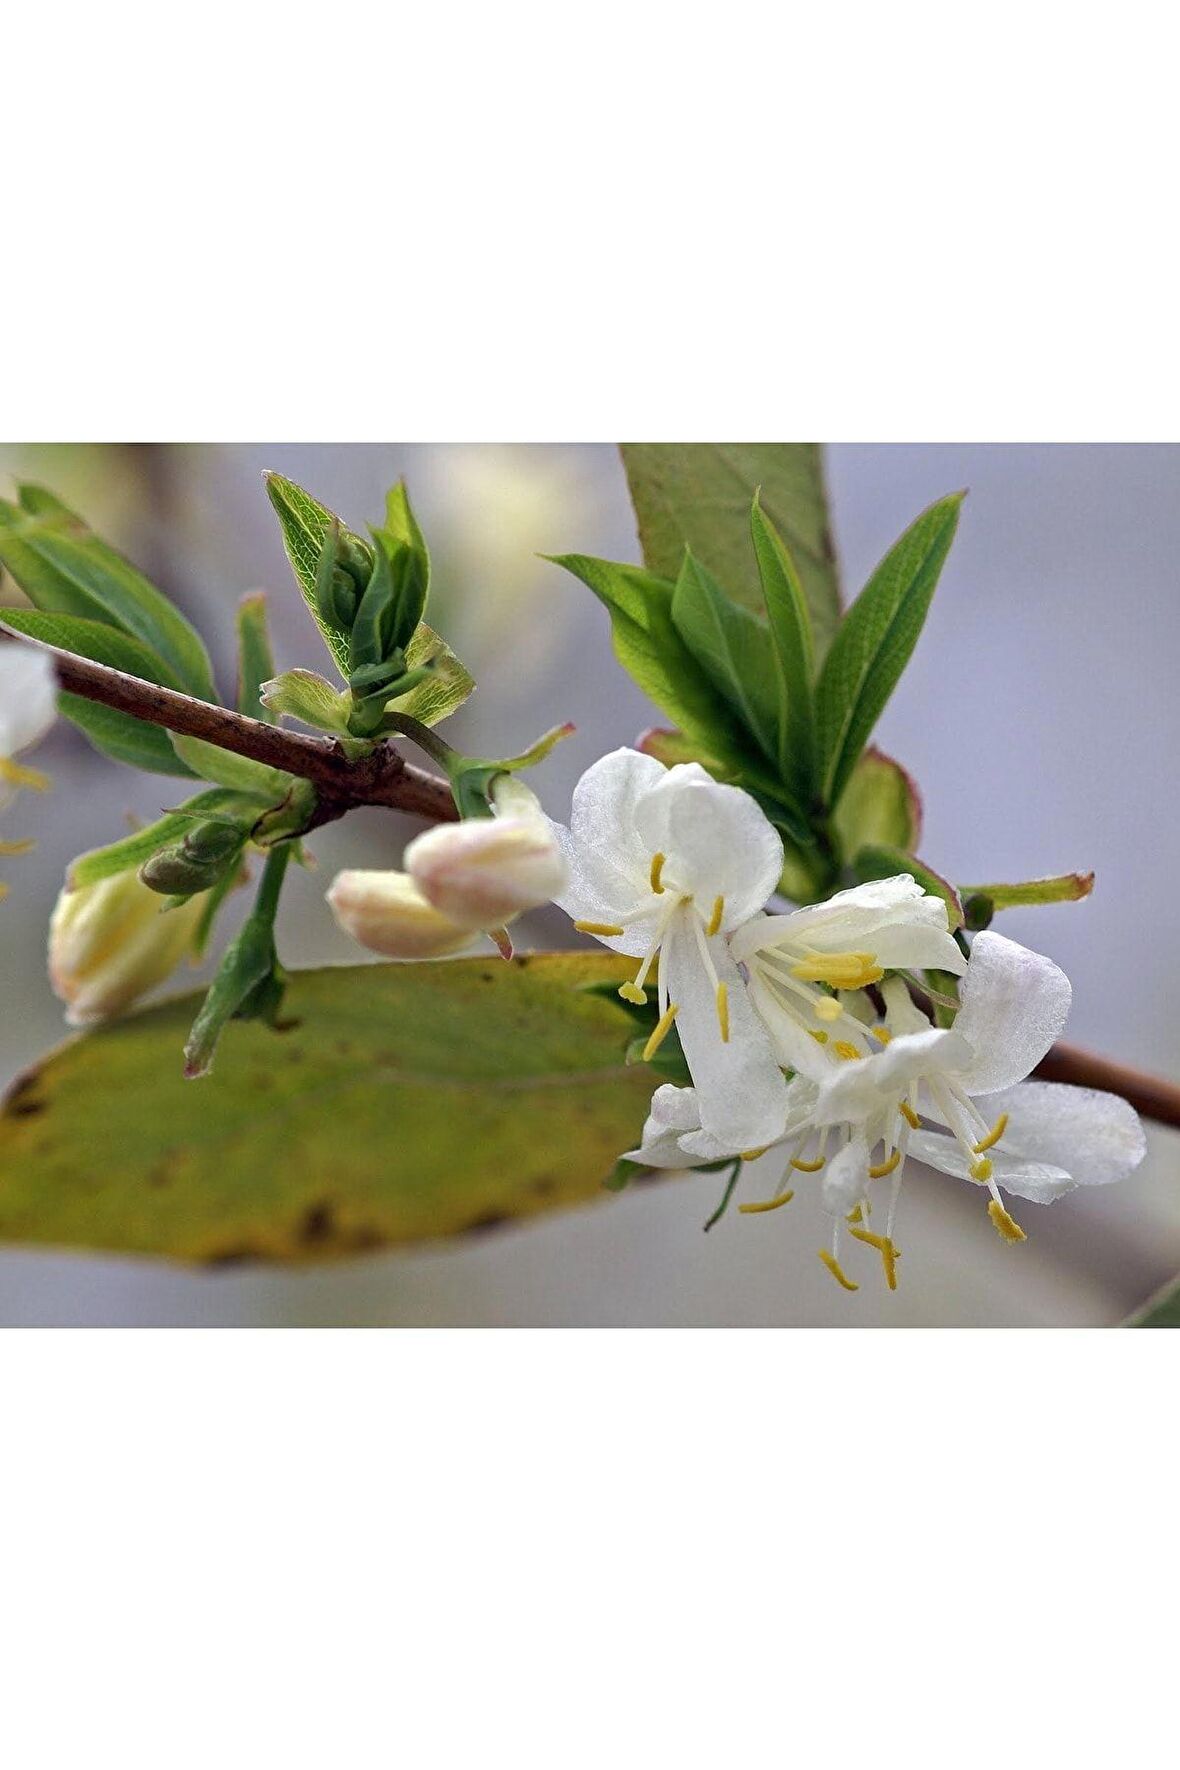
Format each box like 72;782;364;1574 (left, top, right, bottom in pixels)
953;931;1072;1095
633;768;782;923
980;1080;1146;1189
907;1129;1076;1205
662;910;788;1149
732;873;966;974
746;973;835;1083
0;647;57;756
623;1084;710;1167
813;1028;971;1127
859;924;968;975
568;747;666;876
822;1138;871;1215
880;975;935;1036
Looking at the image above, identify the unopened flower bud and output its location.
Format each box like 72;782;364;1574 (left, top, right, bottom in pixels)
326;869;477;960
49;870;204;1025
404;778;567;928
139;820;244;896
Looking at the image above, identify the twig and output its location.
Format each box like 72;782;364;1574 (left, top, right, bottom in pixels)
6;633;458;824
1033;1042;1180;1132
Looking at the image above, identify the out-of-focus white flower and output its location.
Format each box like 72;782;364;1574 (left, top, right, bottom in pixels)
404;776;566;929
552;747;789;1151
0;646;57;808
326;870;479;961
49;870;204;1025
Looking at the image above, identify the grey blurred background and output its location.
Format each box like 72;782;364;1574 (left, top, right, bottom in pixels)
0;443;1175;1326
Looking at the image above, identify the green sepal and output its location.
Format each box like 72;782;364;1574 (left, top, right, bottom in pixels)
260;668;353;735
445;723;575;821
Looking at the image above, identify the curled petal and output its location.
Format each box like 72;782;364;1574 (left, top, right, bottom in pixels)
633;766;783;924
978;1080;1146;1189
953;931;1072;1095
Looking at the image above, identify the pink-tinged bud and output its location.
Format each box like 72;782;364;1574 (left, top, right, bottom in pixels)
403;778;566;929
326;870;477;960
49;870;203;1026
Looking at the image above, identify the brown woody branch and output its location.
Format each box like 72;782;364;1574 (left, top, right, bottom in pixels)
21;638;458;825
1033;1042;1180;1132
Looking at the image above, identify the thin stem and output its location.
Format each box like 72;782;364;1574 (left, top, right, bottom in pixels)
1;630;457;823
253;843;292;924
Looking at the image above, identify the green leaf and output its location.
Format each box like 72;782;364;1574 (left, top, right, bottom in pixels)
750;493;818;796
815;493;964;806
236;593;276;722
0;485;217;699
958;873;1094;911
261;668;353;735
383;623;475;728
264;472;352;675
0;609;198;778
670;550;780;763
620;444;842;658
553;551;810;841
1126;1279;1180;1328
168;733;294;799
832;746;922;860
0;953;662;1262
852;841;964;932
68;789;265;889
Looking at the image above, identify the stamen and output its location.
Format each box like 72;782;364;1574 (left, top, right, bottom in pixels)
898;1101;921;1130
973;1111;1010;1154
868;1149;901;1179
809;1029;829;1045
649;852;666;893
969;1156;993;1182
814;995;843;1023
706;895;724;937
988;1199;1026;1244
740;1145;770;1162
739;1190;795;1215
0;757;50;792
0;837;36;856
870;1025;892;1044
818;1249;859;1292
790;949;885;990
716;981;729;1042
832;1041;862;1062
790;1156;825;1173
618;982;647;1004
575;919;625;936
642;1002;679;1061
849;1225;899;1291
847;1204;864;1225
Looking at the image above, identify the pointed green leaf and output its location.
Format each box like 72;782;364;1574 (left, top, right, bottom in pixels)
264;472;353;675
168;733;294;798
958;873;1095;911
670;549;780;762
0;953;663;1262
384;623;475;728
815;493;963;806
620;443;842;657
750;493;818;796
0;485;217;699
236;593;276;722
261;668;353;734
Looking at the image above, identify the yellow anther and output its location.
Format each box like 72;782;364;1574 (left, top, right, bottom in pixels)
790;1156;825;1173
0;837;36;856
649;852;666;893
814;995;843;1023
973;1111;1010;1155
738;1190;795;1215
716;981;729;1042
790;949;885;990
868;1148;901;1179
706;895;724;937
969;1156;994;1182
740;1145;771;1162
871;1025;892;1044
833;1041;862;1062
847;1204;865;1225
898;1101;921;1130
642;1002;678;1061
988;1199;1026;1244
818;1249;859;1292
849;1226;899;1290
809;1029;829;1045
618;982;647;1005
575;919;625;936
0;756;50;792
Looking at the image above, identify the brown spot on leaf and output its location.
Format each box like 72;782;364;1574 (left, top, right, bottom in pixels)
299;1200;336;1246
466;1211;511;1236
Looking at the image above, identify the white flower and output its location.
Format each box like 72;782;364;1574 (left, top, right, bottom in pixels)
327;870;480;960
553;747;789;1149
49;870;204;1025
624;1077;818;1170
731;874;967;1081
404;776;566;928
807;933;1145;1261
0;646;56;809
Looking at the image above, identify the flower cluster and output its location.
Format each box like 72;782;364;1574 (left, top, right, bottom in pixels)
551;749;1145;1292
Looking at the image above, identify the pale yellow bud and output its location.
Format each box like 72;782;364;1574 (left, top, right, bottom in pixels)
326;869;477;960
404;779;566;928
49;870;204;1026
